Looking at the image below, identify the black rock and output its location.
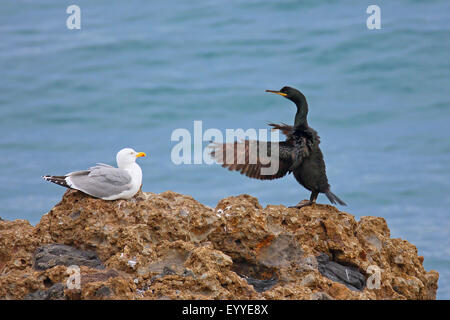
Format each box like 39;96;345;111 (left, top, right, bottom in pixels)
231;258;279;292
244;276;278;293
24;283;66;300
316;253;366;291
95;285;112;297
34;244;104;270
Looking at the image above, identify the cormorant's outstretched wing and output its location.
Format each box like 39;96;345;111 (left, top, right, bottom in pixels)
209;140;293;180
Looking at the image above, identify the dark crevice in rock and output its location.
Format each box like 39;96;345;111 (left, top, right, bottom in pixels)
393;285;401;294
328;250;367;276
317;253;366;291
329;248;344;260
231;259;279;293
182;268;195;278
43;277;53;288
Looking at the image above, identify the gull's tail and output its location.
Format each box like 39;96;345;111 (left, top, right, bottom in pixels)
43;175;70;188
325;190;347;206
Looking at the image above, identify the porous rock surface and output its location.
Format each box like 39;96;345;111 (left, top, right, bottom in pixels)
0;189;439;300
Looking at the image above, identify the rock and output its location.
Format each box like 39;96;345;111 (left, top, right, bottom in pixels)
300;273;317;287
0;190;439;300
24;283;66;300
316;253;366;291
310;291;334;300
95;285;112;298
244;276;278;293
34;244;104;270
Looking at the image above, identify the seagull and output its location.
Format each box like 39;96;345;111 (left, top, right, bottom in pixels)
43;148;146;200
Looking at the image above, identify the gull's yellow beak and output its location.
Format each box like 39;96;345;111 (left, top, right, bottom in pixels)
265;89;287;97
136;152;147;158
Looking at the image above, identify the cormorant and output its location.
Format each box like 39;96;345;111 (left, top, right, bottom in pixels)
210;86;346;208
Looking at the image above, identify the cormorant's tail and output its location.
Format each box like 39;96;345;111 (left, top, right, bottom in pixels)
325;190;347;206
43;175;70;188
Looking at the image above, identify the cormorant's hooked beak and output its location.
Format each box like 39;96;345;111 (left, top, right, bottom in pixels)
136;152;147;158
265;90;287;97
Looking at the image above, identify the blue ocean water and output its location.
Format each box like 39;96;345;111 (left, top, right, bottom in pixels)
0;0;449;298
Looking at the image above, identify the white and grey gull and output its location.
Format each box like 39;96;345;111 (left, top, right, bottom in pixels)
43;148;146;200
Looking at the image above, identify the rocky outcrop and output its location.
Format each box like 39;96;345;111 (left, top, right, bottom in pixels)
0;189;439;300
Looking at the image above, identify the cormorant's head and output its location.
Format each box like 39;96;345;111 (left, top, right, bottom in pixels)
265;86;306;105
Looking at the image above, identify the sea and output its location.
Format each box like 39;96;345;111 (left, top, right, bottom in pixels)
0;0;449;299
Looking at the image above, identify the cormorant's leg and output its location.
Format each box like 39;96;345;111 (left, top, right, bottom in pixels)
289;191;319;209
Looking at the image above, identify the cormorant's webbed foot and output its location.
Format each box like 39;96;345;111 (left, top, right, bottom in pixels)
289;199;314;209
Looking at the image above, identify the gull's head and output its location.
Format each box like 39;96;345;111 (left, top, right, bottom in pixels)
116;148;146;168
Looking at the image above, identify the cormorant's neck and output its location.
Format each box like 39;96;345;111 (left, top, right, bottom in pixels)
291;95;309;129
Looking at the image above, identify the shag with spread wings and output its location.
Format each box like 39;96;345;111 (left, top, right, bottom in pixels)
210;86;346;209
